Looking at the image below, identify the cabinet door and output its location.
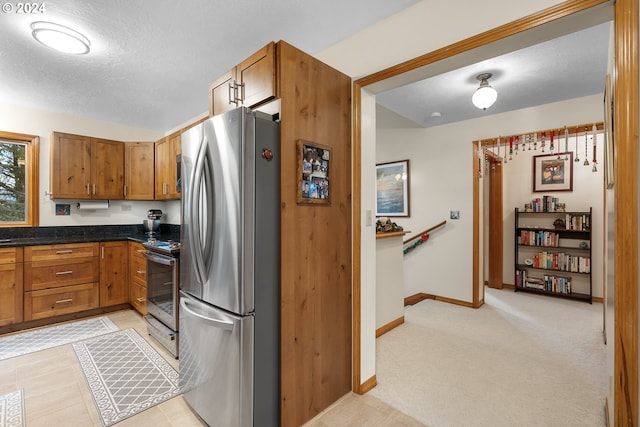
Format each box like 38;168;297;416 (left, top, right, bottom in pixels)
209;69;236;117
51;132;91;199
99;241;129;307
129;241;147;314
0;252;23;327
237;41;276;109
154;134;180;200
92;138;124;199
124;142;155;200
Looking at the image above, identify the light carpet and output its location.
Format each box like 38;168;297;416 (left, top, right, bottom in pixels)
0;316;119;361
73;328;181;426
0;390;24;427
370;287;607;427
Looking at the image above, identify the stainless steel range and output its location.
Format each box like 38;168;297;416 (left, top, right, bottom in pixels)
143;239;180;358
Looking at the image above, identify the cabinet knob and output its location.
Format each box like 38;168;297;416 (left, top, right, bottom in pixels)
261;148;273;161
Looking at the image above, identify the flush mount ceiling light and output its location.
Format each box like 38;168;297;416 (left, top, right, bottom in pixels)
31;21;90;54
471;73;497;110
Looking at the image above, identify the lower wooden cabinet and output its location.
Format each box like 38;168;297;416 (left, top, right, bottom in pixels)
129;241;147;315
9;240;142;326
24;282;99;320
0;248;23;327
23;242;102;321
99;241;129;307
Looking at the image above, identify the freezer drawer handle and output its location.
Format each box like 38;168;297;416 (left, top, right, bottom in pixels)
180;298;234;331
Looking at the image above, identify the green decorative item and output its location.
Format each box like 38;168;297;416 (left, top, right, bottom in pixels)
403;233;429;255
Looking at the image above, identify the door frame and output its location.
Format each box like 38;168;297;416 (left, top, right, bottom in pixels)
352;0;638;424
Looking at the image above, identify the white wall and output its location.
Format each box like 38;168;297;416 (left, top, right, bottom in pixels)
0;103;182;226
377;94;604;301
318;0;573;390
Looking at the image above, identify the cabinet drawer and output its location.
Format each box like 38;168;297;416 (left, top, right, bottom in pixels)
130;280;147;315
131;255;147;282
24;282;99;321
0;247;23;264
25;243;99;262
24;257;99;291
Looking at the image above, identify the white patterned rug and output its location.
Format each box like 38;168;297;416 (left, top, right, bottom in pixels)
0;316;119;361
0;389;24;427
73;329;181;426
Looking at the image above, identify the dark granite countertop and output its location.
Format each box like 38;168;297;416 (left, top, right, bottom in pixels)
0;224;180;248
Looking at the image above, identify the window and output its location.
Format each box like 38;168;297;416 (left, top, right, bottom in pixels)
0;131;39;227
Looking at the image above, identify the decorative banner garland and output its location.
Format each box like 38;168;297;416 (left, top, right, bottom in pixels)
403;233;429;255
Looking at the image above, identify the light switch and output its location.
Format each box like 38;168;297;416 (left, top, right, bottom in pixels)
365;209;373;226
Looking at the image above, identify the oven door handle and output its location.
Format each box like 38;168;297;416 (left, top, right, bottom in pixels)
143;251;175;266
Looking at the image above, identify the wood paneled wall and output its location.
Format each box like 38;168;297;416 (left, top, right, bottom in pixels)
613;0;638;424
277;41;352;427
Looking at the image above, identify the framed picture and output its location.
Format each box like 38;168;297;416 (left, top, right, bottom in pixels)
604;74;614;188
533;152;573;192
376;160;410;217
297;140;330;205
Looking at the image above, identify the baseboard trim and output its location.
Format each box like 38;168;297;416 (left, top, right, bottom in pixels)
376;316;404;337
502;283;515;290
592;296;604;304
404;293;435;306
434;295;474;308
404;292;473;308
359;374;377;394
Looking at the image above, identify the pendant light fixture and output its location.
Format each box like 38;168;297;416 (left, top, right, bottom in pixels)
31;21;91;54
471;73;497;110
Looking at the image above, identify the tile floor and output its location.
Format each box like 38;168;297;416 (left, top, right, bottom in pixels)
0;309;420;427
0;310;205;427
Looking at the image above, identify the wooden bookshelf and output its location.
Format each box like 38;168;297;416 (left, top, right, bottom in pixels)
514;207;592;303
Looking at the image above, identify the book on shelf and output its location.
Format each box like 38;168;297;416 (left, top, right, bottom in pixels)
517;274;572;294
529;196;561;212
518;230;559;247
530;251;590;273
565;213;590;231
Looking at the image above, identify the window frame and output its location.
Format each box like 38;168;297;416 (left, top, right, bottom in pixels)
0;131;39;227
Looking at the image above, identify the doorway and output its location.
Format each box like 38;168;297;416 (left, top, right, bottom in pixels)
353;1;638;424
484;149;503;289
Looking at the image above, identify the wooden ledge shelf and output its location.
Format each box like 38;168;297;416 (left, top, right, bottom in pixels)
376;231;410;240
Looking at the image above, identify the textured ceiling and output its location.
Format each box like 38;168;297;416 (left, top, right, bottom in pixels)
0;1;612;133
376;21;612;128
0;0;418;132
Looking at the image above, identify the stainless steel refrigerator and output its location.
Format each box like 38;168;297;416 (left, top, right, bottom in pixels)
179;107;280;427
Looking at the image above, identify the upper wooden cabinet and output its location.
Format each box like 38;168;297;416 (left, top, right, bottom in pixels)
51;132;124;199
124;142;155;200
155;132;180;200
209;42;277;117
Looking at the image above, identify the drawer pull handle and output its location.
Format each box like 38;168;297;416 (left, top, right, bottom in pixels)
136;297;146;303
55;298;73;304
136;249;146;253
136;270;145;275
55;250;73;254
55;270;73;275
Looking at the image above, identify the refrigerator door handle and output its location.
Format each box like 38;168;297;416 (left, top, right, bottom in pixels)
180;298;234;331
189;141;215;286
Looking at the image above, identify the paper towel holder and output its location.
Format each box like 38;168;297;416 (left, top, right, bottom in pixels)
77;200;110;210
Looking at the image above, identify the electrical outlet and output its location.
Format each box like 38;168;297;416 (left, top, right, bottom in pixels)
450;210;460;220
